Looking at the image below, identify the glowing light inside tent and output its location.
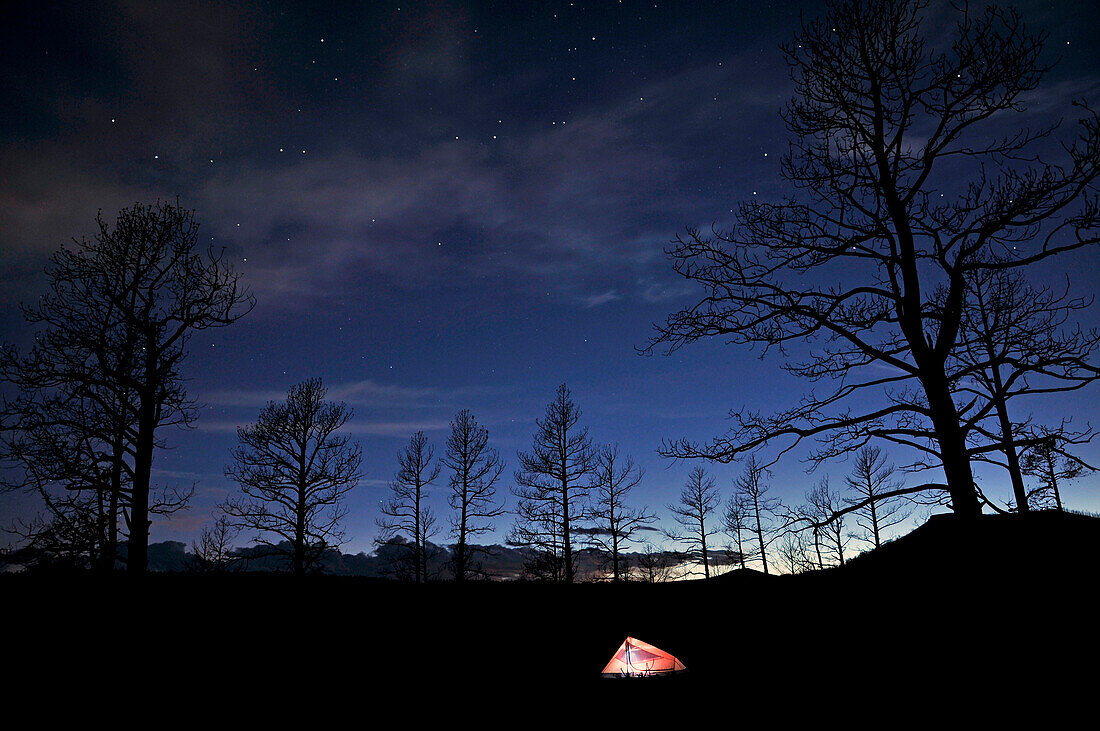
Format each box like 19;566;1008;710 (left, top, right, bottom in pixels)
600;637;686;677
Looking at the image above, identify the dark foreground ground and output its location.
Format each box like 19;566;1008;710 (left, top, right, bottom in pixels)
4;512;1098;705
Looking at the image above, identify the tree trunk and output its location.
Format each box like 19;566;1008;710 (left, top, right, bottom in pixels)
414;483;423;584
454;539;466;583
293;517;305;577
888;182;980;521
700;514;710;579
1045;460;1065;512
128;383;157;576
129;455;150;574
293;448;307;576
561;476;573;584
869;495;881;548
977;288;1030;512
753;499;769;575
921;366;982;519
994;397;1029;513
456;476;468;582
612;530;621;583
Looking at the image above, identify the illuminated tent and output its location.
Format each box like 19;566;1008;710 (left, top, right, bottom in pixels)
601;637;686;677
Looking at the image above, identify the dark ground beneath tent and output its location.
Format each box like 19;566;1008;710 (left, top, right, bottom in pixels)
5;512;1097;702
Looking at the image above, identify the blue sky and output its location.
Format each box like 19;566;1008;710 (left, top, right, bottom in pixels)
2;0;1099;556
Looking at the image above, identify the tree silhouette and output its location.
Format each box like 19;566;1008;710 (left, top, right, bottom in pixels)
665;466;721;579
636;542;676;584
1;199;252;573
0;358;134;572
443;410;505;582
732;456;781;575
586;444;655;582
510;384;594;583
775;532;815;575
844;446;912;549
949;265;1099;512
221;378;361;576
1020;434;1092;511
188;516;241;574
804;477;850;567
376;430;441;583
722;493;751;570
647;0;1100;522
4;491;113;571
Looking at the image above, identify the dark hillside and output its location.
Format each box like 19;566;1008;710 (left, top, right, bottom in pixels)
4;511;1096;700
838;510;1100;578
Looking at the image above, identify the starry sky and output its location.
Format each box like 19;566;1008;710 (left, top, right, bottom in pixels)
2;0;1099;554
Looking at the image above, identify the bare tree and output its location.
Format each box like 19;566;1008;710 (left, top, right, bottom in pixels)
845;446;912;548
586;444;656;582
635;542;676;584
950;265;1099;512
804;477;850;567
782;489;824;570
775;532;815;575
510;384;594;583
188;516;240;573
646;0;1100;522
665;467;721;579
376;431;441;583
4;492;111;571
443;410;505;582
722;493;751;570
512;504;568;581
1;199;252;573
732;456;781;575
221;378;361;577
0;365;134;572
1021;433;1092;511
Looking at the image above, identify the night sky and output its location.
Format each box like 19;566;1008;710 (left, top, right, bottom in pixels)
2;0;1099;555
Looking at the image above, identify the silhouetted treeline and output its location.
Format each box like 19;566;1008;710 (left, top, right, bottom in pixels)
0;536;706;580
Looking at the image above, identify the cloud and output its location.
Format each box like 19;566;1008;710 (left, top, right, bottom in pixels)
0;152;158;298
1018;77;1100;117
581;290;622;308
341;419;453;436
190;420;248;434
149;467;226;484
571;526;612;536
204;378;437;408
0;17;793;314
636;275;698;304
193;416;452;437
195;377;521;441
204;378;510;410
193;62;767;310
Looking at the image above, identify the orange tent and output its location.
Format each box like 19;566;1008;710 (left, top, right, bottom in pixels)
601;637;686;677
